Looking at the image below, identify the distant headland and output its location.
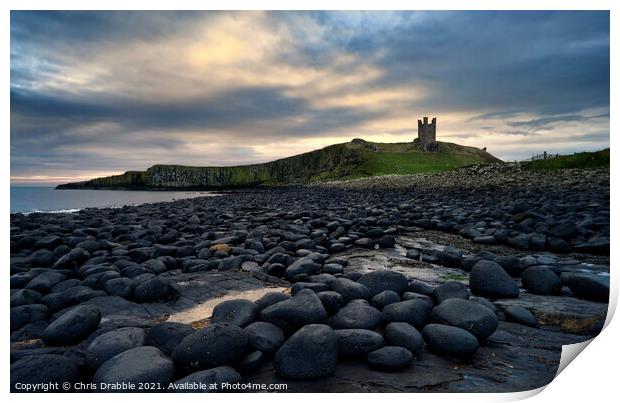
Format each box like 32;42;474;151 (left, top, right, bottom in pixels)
57;117;501;190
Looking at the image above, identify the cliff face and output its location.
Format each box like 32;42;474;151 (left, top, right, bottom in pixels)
57;143;365;189
56;140;501;190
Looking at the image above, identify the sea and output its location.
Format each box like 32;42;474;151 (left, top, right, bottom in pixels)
10;186;219;214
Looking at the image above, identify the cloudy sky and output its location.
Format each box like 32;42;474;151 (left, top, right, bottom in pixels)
10;11;609;185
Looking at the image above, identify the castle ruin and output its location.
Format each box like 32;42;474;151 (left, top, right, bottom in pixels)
417;117;437;151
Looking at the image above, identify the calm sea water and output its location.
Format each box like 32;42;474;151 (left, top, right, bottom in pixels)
10;187;219;214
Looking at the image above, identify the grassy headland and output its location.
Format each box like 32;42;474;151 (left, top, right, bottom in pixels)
56;138;501;190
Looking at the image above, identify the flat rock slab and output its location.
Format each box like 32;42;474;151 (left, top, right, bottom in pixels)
494;294;607;335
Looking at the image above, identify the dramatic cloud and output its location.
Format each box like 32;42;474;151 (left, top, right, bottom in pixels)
10;11;610;184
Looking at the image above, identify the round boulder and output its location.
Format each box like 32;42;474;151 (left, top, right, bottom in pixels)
11;304;49;332
244;321;285;354
439;246;463;268
255;292;290;310
521;266;561;295
503;306;538;327
171;323;248;373
93;346;175;386
366;346;413;371
11;354;80;392
104;277;135;299
430;298;498;340
274;324;337;379
145;322;194;356
371;290;400;310
329;300;381;330
563;273;609;302
331;278;371;301
335;329;385;358
357;271;408;297
42;305;101;345
259;289;327;331
86;327;146;368
432;281;469;304
170;366;241;393
469;260;520;298
317;291;345;315
422;324;479;359
384;322;423;355
381;299;432;329
211;299;259;327
133;277;175;302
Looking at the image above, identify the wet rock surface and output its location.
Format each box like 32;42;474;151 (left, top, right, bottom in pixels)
9;165;609;392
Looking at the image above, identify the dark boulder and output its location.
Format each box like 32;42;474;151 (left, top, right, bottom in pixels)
26;271;66;294
562;273;610;302
170;366;241;393
422;324;479;359
10;289;42;308
291;282;330;295
469;260;520;298
29;249;56;267
507;234;530;250
244;321;285;354
381;300;432;329
10;304;49;332
42;305;101;345
547;237;572;253
357;271;408;297
405;249;420;260
406;280;434;296
521;266;561;295
104;277;135;299
238;350;265;374
211;299;259;327
171;323;248;373
503;306;538;327
255;292;290;310
274;324;337;379
331;278;371;301
431;298;498;340
432;281;469;304
317;291;345;315
284;257;321;281
133;277;175;302
371;290;400;310
494;256;522;277
439;246;463;268
550;221;579;239
11;354;80;392
145;322;194;356
329;300;381;330
335;329;384;358
366;346;413;371
378;235;396;248
86;327;146;368
93;346;174;387
384;322;423;355
259;289;327;331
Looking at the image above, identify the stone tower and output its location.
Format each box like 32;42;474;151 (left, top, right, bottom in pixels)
417;117;437;151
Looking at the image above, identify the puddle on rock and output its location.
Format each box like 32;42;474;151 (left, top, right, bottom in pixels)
166;286;288;326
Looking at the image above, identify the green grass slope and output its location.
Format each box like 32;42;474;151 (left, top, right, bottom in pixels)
57;138;501;189
525;149;610;170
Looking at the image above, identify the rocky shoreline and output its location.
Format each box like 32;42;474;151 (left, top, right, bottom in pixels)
10;165;610;392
